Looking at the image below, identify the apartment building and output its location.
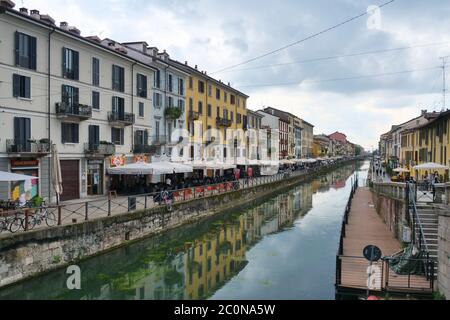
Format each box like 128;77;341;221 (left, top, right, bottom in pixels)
256;110;280;160
247;110;263;161
300;120;314;158
0;4;168;202
168;60;249;164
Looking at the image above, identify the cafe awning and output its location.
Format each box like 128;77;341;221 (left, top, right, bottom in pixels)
413;162;448;171
0;171;39;182
108;161;193;175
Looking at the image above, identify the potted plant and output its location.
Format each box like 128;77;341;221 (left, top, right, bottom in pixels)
32;195;44;207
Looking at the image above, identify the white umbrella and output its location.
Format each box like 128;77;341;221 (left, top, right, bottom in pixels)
393;167;409;173
413;162;449;170
52;144;63;201
108;161;193;175
0;171;39;182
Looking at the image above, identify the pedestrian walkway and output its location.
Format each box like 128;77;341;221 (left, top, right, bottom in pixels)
336;187;433;296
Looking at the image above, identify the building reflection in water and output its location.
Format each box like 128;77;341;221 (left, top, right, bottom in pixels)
0;163;361;300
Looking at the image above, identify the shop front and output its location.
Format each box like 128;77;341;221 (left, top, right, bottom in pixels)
87;159;104;196
9;159;40;201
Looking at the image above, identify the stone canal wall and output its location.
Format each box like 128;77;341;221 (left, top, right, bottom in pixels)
438;211;450;299
0;161;356;288
371;190;407;242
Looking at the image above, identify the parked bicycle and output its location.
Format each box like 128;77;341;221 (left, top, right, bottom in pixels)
23;205;57;230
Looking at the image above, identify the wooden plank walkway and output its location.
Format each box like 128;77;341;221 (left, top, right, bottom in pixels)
338;187;431;293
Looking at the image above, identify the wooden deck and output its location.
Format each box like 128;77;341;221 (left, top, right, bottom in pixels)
337;187;432;295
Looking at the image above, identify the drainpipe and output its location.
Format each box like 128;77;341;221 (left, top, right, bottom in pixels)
48;27;56;202
131;62;137;153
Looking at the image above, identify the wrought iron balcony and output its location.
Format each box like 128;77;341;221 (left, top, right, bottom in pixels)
6;139;52;156
56;102;92;121
216;117;232;127
108;112;135;127
84;142;116;157
165;107;183;120
133;144;157;154
151;135;167;146
189;111;200;121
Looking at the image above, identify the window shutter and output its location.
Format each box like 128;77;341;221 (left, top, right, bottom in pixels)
73;50;79;80
74;87;79;105
62;47;66;77
14;32;20;66
61;123;67;143
111;127;114;144
74;124;79;143
30;36;37;70
120;67;124;92
24;77;31;99
144;130;148;145
120;128;124;145
12;74;20;97
112;65;115;89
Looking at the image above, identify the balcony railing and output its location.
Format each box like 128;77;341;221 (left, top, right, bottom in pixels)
56;102;92;120
6;139;52;155
108;112;135;127
216;117;232;127
84;142;116;156
165;107;183;120
133;144;157;154
151;135;167;146
189;111;200;121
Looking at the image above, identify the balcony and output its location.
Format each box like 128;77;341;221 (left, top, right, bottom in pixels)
133;144;157;154
84;142;116;158
151;135;167;146
189;111;200;121
216;117;232;127
6;139;52;157
56;102;92;121
165;107;183;120
108;112;135;127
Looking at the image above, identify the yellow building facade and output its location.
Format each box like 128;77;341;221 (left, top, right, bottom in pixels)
171;61;249;161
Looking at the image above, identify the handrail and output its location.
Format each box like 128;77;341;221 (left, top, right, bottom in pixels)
406;182;430;254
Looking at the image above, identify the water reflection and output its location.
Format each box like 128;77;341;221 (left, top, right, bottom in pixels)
0;161;366;300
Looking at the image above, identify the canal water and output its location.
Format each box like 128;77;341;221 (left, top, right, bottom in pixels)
0;161;369;300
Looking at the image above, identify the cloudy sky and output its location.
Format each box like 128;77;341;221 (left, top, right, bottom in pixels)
24;0;450;150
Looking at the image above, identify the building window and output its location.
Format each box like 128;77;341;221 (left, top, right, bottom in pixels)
189;98;193;111
198;102;203;115
217;106;220;118
198;80;205;93
112;65;125;92
111;127;124;145
92;91;100;109
168;74;173;92
208;84;212;97
112;96;125;115
61;123;79;143
153;92;162;107
216;88;221;100
207;104;212;117
12;74;31;99
13;117;31;150
139;102;144;117
136;74;147;98
230;111;234;122
178;78;184;95
230;95;236;105
236;113;242;124
188;76;193;89
155;121;160;139
92;57;100;86
154;69;161;88
178;99;185;113
62;85;79;108
168;96;173;108
62;48;79;80
15;32;36;70
135;129;148;146
224;92;228;102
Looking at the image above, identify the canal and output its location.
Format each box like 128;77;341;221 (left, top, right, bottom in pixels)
0;161;369;300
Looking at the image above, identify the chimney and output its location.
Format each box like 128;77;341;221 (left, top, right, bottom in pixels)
40;14;55;25
195;65;198;70
68;26;81;35
421;109;427;116
30;9;40;19
60;21;69;30
86;35;101;43
0;0;15;9
185;61;188;65
19;7;28;15
228;82;230;86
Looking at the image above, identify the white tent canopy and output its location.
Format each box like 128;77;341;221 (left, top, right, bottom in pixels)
108;162;193;175
413;162;449;170
0;171;39;182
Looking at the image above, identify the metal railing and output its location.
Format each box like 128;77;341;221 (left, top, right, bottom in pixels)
189;111;200;120
216;117;232;127
336;255;434;293
6;139;51;154
133;144;157;154
56;102;92;119
108;112;135;125
84;142;116;156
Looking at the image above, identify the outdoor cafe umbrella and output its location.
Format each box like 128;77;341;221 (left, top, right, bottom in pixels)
0;171;39;182
52;144;63;203
393;168;410;173
413;162;449;171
